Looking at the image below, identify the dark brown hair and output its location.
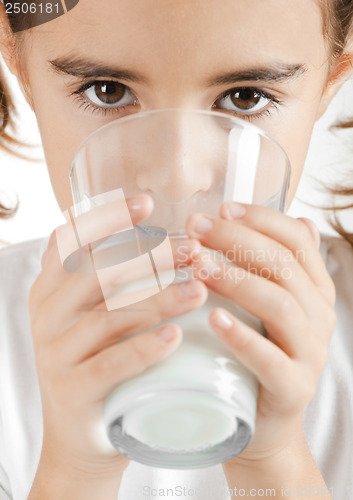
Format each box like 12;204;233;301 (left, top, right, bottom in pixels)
0;62;18;153
321;1;353;247
0;62;19;218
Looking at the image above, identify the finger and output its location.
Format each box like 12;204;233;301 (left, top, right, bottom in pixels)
209;308;293;398
33;194;154;308
72;323;183;402
219;202;335;305
47;280;207;364
186;214;330;322
32;238;203;335
210;308;322;411
191;253;332;357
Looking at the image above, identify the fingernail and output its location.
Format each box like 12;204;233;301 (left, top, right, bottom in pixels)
178;280;202;299
191;215;213;235
126;195;145;212
225;202;246;219
157;325;179;343
214;309;233;330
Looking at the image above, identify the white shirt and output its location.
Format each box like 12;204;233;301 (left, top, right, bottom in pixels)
0;234;352;500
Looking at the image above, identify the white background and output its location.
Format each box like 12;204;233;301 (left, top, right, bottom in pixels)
1;57;353;246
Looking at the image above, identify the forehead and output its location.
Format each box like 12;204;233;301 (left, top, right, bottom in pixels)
29;0;327;79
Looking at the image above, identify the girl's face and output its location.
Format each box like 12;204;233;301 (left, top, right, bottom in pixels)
4;0;349;211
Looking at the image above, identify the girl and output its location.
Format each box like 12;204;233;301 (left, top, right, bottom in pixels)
0;1;353;499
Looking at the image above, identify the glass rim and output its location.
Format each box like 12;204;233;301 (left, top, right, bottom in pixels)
69;107;291;182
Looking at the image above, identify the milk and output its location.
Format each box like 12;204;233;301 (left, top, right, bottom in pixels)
78;228;263;467
103;265;263;467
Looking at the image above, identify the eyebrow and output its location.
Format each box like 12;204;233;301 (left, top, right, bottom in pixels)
206;63;308;86
49;56;307;86
49;57;149;83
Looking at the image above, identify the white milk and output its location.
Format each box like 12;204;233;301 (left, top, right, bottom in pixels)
104;284;263;466
87;230;264;466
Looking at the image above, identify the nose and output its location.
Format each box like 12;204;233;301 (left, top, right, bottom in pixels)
134;111;218;203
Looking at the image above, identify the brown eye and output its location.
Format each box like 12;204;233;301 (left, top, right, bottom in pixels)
230;88;262;110
94;82;125;104
83;81;137;108
215;87;273;116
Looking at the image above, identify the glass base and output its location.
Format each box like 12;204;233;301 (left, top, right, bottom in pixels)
105;390;253;469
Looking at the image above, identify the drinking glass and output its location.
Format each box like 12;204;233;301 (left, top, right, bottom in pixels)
67;108;291;468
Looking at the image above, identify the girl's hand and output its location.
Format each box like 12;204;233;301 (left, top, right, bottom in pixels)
186;202;336;464
28;194;207;481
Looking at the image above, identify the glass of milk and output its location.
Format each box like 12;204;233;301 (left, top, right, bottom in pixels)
67;109;291;468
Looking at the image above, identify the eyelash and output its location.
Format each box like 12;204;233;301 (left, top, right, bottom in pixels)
71;81;283;121
214;88;282;122
71;81;132;116
71;96;130;116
